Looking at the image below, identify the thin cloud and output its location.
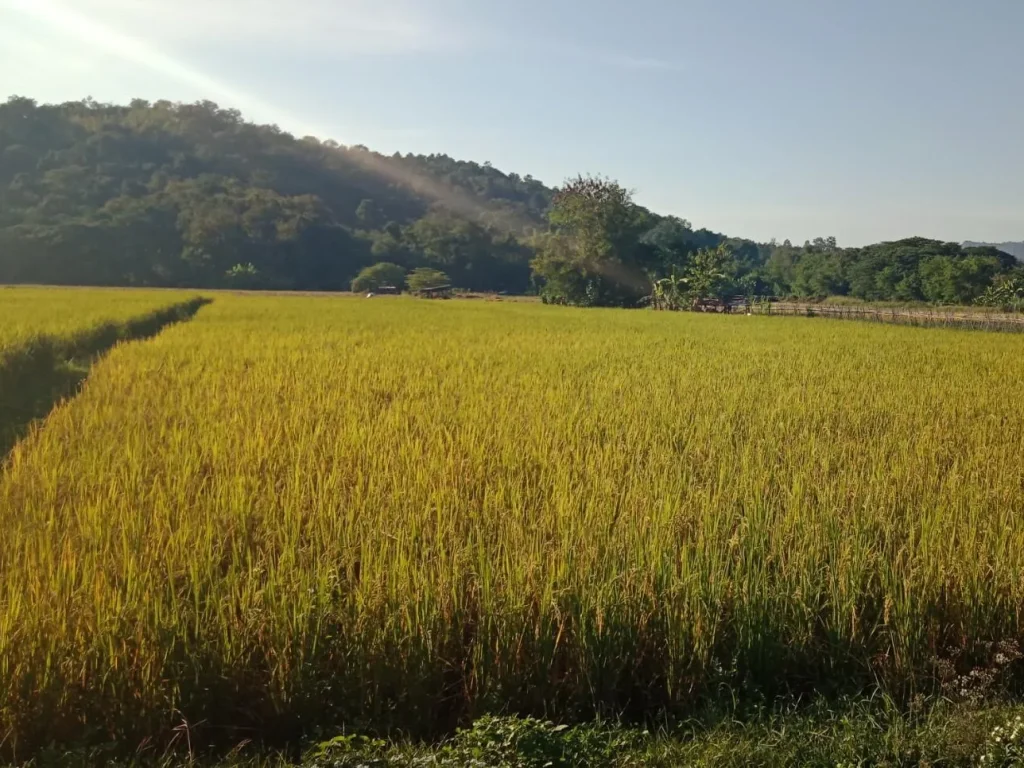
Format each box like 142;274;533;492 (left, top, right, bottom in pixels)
0;25;100;74
547;40;686;73
601;53;686;72
2;0;541;250
54;0;452;55
6;0;333;137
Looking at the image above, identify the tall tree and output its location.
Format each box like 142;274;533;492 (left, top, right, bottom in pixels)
682;244;736;302
531;175;652;306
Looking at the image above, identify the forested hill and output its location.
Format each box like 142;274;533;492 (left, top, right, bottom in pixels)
0;97;554;291
1;96;1022;307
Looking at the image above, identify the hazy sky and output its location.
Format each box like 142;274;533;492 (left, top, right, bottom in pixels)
1;0;1022;246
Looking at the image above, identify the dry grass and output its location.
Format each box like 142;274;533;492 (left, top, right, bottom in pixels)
2;292;1024;757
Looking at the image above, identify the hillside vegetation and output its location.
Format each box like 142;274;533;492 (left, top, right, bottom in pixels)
0;97;548;292
2;96;1022;308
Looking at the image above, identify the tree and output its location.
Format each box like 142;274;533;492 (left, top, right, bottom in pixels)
848;238;959;301
640;216;698;273
978;269;1024;311
355;198;382;229
531;175;651;307
683;244;735;302
921;254;1002;304
351;262;407;292
759;237;1015;305
649;269;688;310
407;267;450;292
793;251;846;298
224;262;261;289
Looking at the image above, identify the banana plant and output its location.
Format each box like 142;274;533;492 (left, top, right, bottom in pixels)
649;268;687;311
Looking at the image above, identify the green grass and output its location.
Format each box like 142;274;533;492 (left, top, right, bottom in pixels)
297;702;1024;767
1;292;1024;760
16;704;1024;767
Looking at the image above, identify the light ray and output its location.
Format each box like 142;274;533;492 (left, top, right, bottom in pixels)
5;0;648;291
7;0;329;137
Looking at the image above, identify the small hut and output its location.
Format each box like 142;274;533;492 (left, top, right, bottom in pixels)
416;284;454;299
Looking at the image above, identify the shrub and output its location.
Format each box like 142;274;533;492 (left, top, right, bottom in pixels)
351;262;407;293
407;267;450;292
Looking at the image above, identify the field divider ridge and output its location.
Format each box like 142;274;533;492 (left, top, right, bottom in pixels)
0;295;212;459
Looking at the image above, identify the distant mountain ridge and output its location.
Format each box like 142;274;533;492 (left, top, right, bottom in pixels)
963;241;1024;261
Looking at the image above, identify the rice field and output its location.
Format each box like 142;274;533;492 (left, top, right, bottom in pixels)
2;290;1024;758
0;286;197;355
0;286;205;457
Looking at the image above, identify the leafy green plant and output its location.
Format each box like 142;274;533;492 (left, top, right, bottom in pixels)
977;714;1024;766
351;262;408;293
978;272;1024;312
407;267;450;292
305;717;650;768
225;262;262;289
449;716;572;767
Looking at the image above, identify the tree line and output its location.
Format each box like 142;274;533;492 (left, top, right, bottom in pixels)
1;96;1020;309
533;177;1023;310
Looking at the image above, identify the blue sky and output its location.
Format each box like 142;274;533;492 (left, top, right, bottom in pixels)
1;0;1022;246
